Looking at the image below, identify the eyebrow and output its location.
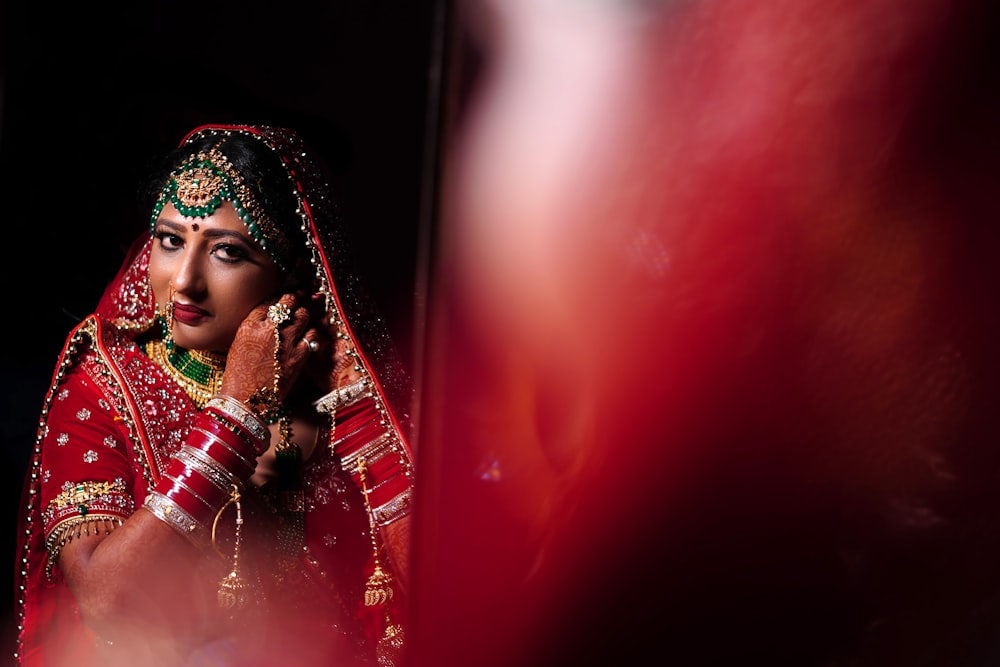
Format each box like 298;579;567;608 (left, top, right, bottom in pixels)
154;219;187;234
200;227;256;246
154;218;258;248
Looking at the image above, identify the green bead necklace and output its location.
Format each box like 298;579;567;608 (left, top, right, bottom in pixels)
145;316;226;409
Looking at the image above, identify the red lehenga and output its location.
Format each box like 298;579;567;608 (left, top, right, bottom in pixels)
13;126;415;666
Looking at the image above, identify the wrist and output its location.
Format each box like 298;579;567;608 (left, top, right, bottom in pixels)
329;399;415;526
146;410;260;544
204;394;271;454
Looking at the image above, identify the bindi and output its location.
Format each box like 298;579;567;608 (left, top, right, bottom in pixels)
190;222;200;231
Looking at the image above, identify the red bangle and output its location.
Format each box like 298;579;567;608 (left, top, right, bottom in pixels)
187;427;256;480
330;408;383;460
334;424;384;460
359;454;406;491
364;469;412;511
196;412;263;460
194;414;258;462
162;457;230;509
156;475;214;524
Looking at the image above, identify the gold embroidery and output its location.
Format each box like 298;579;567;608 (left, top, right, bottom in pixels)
44;516;123;580
48;480;122;510
44;480;129;579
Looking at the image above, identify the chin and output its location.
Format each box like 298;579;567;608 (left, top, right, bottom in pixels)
172;329;228;353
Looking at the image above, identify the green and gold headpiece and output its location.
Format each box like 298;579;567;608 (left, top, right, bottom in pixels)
149;145;291;269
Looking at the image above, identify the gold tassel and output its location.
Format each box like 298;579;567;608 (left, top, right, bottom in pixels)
359;458;394;606
212;484;248;611
359;457;404;666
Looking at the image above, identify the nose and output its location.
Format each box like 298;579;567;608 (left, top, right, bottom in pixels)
170;243;207;299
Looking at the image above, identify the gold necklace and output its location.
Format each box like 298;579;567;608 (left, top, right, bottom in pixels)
145;339;226;408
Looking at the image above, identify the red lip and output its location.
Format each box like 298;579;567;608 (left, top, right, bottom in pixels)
172;303;210;325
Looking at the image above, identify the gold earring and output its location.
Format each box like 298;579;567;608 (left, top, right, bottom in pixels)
158;285;176;350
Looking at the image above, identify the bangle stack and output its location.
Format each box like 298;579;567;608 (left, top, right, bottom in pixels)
145;394;271;544
330;399;414;527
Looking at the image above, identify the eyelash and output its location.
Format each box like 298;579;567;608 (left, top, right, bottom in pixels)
154;231;182;250
214;243;247;263
153;232;248;264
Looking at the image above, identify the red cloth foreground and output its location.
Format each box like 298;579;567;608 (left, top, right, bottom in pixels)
407;1;1000;665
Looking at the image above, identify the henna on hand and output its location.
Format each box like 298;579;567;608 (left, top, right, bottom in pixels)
220;293;314;404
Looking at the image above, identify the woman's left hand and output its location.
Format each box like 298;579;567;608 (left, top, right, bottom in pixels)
302;292;364;397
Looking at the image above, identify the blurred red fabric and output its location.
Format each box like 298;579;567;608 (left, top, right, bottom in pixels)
408;1;1000;665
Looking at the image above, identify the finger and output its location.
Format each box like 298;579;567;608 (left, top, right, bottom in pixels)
301;330;321;354
281;305;312;346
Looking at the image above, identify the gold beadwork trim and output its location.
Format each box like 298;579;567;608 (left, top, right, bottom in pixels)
47;480;121;509
44;516;123;580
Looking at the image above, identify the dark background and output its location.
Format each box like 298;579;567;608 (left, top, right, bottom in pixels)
0;1;444;659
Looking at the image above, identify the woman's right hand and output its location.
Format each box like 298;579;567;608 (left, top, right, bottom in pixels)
219;292;317;406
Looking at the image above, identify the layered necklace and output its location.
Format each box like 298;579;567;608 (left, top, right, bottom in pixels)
145;317;226;408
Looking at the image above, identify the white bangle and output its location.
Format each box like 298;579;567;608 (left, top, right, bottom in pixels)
313;378;369;415
144;491;208;547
